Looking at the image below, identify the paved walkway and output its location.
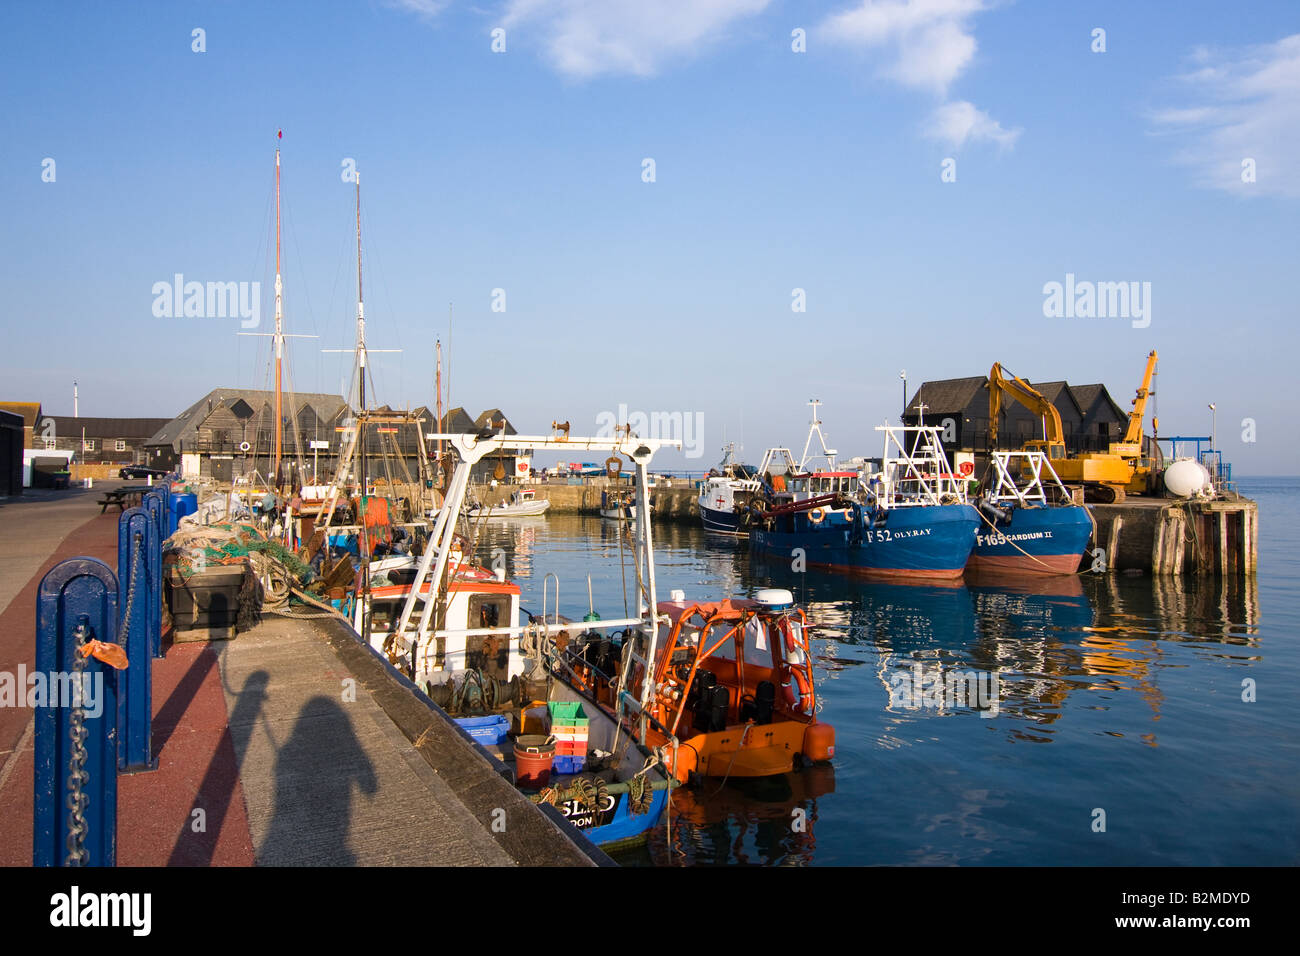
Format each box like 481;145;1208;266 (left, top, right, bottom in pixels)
0;485;598;867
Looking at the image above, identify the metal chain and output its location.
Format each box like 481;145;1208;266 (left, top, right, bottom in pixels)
119;532;142;642
64;621;91;866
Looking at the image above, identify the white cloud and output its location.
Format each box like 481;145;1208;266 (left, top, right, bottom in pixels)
818;0;1017;150
1151;34;1300;199
501;0;771;78
818;0;988;96
385;0;452;20
925;99;1019;149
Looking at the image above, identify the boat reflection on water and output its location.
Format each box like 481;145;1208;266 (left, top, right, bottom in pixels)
625;764;836;867
457;508;1272;865
470;516;544;581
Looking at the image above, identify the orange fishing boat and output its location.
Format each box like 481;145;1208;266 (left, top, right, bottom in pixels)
560;587;835;784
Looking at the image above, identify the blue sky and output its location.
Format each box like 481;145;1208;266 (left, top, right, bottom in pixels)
2;1;1297;471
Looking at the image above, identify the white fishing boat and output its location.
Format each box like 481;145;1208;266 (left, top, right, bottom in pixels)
467;488;550;518
599;485;650;520
364;429;685;845
697;443;764;534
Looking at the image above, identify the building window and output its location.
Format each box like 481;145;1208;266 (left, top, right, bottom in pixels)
44;439;56;451
115;439;127;452
83;439;95;452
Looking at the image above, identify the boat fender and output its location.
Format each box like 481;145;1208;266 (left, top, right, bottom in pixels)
978;500;1011;523
802;722;835;762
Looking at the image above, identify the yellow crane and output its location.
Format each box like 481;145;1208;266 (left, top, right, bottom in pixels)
987;350;1159;502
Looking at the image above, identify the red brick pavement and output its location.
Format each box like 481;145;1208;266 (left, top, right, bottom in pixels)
0;510;254;865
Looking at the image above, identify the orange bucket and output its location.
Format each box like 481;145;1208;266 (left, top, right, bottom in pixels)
513;735;556;789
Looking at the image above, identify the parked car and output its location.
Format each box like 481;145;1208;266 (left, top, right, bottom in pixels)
119;465;168;479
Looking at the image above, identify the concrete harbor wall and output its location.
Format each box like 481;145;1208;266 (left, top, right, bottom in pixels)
474;480;701;520
475;481;1258;577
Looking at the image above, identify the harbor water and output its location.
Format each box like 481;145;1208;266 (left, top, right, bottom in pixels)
471;477;1298;866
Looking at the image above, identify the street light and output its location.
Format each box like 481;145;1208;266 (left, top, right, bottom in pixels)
1208;403;1216;451
900;369;907;423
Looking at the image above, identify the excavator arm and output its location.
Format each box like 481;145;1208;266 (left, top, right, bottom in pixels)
988;363;1066;453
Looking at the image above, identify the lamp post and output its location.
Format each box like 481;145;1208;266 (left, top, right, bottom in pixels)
1208;403;1216;451
900;369;907;423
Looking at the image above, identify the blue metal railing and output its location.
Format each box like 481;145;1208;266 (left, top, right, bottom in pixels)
33;472;178;866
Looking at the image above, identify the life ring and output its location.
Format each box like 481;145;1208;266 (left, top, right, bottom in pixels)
958;460;974;477
775;619;813;714
239;441;251;452
808;507;827;524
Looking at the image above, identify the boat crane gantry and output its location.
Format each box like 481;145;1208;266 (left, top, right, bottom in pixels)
799;399;838;472
392;432;682;743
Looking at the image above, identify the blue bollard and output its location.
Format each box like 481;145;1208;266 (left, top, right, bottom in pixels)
34;558;121;867
157;482;171;531
116;508;158;773
141;492;166;658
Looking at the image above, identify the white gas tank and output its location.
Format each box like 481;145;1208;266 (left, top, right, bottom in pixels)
1163;458;1212;497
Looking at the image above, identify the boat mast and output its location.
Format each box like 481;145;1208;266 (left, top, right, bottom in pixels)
353;172;372;641
435;338;443;468
273;139;284;487
356;171;367;497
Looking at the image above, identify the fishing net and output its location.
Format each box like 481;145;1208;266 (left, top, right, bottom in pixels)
165;522;315;590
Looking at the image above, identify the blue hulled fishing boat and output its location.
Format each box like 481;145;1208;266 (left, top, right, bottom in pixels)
968;450;1094;575
749;425;980;581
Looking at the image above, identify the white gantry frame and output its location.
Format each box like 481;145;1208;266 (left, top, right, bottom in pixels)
986;450;1071;507
871;424;967;508
391;431;681;742
799;399;838;472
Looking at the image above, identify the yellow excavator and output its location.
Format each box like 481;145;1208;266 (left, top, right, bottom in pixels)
988;350;1159;502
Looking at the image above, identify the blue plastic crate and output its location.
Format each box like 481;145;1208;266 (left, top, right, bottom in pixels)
551;753;587;775
454;714;510;745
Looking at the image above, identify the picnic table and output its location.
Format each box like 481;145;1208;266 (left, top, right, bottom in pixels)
97;485;153;513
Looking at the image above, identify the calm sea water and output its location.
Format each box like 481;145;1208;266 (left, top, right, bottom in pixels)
472;478;1299;866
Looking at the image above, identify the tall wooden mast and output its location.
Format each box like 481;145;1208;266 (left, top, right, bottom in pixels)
273;139;284;486
355;171;366;497
435;338;443;467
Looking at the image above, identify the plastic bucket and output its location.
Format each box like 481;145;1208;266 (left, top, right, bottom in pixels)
513;735;556;789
